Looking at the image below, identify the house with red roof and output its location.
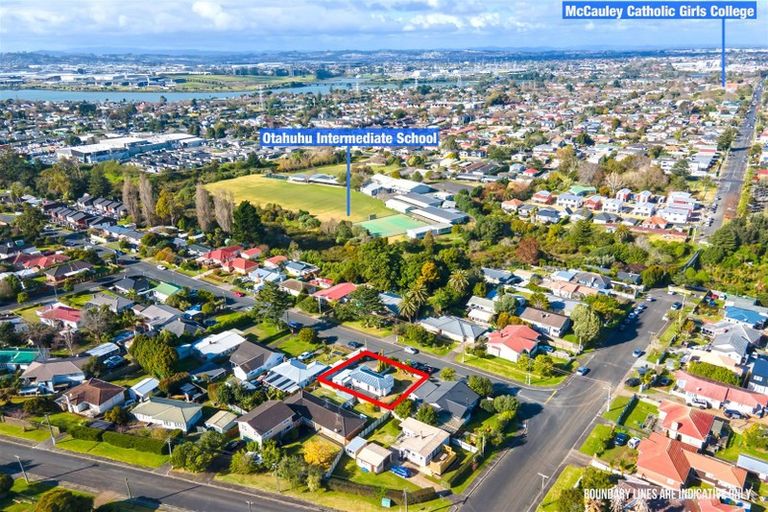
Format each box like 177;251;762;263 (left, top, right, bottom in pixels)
583;195;603;210
241;247;264;260
501;199;524;214
642;216;670;230
23;253;70;271
673;370;768;415
222;257;258;275
531;190;554;205
657;400;715;449
636;432;747;490
202;245;243;266
264;255;288;269
486;325;541;363
38;304;82;332
313;283;357;304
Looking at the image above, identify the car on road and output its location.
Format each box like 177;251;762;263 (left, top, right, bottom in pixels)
724;410;749;420
632;349;644;358
624;377;641;387
614;432;629;446
576;366;590;376
645;296;655;302
670;302;682;310
298;351;314;361
347;341;364;349
404;346;419;355
156;264;167;271
667;290;676;295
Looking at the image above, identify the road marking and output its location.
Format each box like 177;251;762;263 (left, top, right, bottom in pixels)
545;390;558;404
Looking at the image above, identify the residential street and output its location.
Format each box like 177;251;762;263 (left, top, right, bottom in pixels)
0;439;320;512
701;81;763;238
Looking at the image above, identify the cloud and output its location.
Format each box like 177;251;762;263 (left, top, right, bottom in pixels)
191;1;239;30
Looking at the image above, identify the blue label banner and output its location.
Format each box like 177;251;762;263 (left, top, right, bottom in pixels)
562;1;757;19
260;128;440;147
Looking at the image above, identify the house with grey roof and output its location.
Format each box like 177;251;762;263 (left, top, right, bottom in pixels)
419;315;488;344
86;293;134;314
519;307;571;338
130;396;203;432
333;366;394;397
230;341;284;382
411;379;479;430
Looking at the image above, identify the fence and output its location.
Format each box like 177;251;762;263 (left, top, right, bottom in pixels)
451;436;479;454
616;394;638;426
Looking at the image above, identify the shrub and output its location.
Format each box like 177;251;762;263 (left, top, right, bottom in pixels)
35;488;94;512
102;431;167;454
0;473;12;496
69;425;103;441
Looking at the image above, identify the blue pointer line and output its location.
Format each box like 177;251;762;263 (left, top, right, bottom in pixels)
346;145;351;217
721;18;726;88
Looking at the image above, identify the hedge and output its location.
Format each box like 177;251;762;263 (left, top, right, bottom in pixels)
69;425;103;441
444;459;476;487
205;313;252;334
102;431;168;454
326;478;437;505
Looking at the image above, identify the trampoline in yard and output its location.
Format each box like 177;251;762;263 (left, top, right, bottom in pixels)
357;214;428;237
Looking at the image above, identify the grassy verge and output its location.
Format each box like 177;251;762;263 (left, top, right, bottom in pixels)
537;465;584;512
397;338;455;357
342;321;393;338
461;353;571;387
56;436;169;468
0;479;92;512
0;423;51;442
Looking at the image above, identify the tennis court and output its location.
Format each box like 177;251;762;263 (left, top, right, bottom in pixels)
357;214;428;237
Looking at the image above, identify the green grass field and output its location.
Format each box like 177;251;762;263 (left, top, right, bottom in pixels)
357;214;428;237
537;465;584;512
602;396;658;432
56;436;169;468
205;175;393;222
461;353;571;387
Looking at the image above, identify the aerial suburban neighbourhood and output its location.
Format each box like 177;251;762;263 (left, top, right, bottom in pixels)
0;2;766;512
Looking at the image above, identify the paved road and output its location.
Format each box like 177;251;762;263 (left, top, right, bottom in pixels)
0;439;319;512
461;292;678;512
701;81;764;238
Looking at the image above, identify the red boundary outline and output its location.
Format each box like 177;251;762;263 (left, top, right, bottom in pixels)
316;350;429;411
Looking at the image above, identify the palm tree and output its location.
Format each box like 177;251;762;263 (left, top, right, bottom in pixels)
409;279;429;305
448;269;469;294
399;292;420;322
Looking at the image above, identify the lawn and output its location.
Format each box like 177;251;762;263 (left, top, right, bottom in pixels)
716;432;768;463
242;321;289;344
0;422;51;442
461;353;571;387
333;455;420;491
205;175;394;223
0;480;63;512
579;424;637;471
366;418;401;447
56;436;169;468
580;424;614;457
14;305;41;324
343;320;393;338
602;396;658;432
397;337;455;357
537;465;584;512
276;336;321;358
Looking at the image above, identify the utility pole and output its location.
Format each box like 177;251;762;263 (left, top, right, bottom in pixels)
15;455;29;483
44;413;55;446
537;472;550;492
124;477;132;499
167;437;173;456
605;385;612;413
403;489;408;512
246;501;254;512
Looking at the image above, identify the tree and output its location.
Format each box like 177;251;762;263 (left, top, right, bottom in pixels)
170;442;213;472
88;168;110;197
155;188;182;226
253;281;292;325
303;439;337;467
14;204;46;241
276;455;307;486
80;306;117;343
415;404;438;425
195;185;214;232
261;440;283;468
467;375;493;397
138;174;156;226
394;399;413;419
641;265;668;288
604;172;625;196
571;304;602;348
232;201;264;245
128;334;178;378
213;191;234;232
492;395;519;416
306;464;323;492
104;406;129;425
533;355;555;377
35;488;94;512
557;488;584;512
528;292;551;311
515;237;540;265
230;450;258;474
440;367;456;381
122;178;141;223
581;467;613;490
448;269;469;294
26;323;57;349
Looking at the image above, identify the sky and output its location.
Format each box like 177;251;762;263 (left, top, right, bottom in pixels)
0;0;765;53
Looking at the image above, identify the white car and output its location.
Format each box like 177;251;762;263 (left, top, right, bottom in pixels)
404;346;419;355
156;264;167;270
298;351;314;361
628;437;641;449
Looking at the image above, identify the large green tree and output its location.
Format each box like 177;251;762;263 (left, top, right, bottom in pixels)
35;488;93;512
253;281;292;325
232;201;264;245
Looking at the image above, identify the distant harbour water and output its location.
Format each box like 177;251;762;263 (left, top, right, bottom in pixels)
0;79;467;103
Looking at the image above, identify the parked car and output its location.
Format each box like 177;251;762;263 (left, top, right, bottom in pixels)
724;409;749;420
576;366;590;376
538;345;555;354
390;465;412;478
347;341;364;349
655;376;672;387
103;355;125;369
624;377;641;387
632;349;644;358
645;296;656;302
614;432;629;446
404;346;419;355
156;264;167;271
298;351;314;361
286;321;302;331
628;437;641;449
671;302;682;310
688;398;709;409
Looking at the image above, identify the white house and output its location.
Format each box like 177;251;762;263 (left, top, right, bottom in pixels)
57;378;125;416
392;417;450;469
192;330;247;361
334;366;394;397
130;397;203;432
230;341;284;382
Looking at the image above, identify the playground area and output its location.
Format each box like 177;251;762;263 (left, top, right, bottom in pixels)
356;214;428;237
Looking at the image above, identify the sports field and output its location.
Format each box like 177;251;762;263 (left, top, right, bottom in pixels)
205;175;393;222
357;214;428;237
